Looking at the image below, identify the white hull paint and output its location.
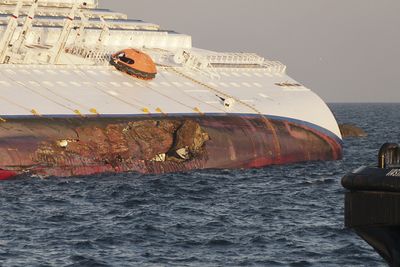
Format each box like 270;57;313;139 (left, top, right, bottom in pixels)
0;0;341;140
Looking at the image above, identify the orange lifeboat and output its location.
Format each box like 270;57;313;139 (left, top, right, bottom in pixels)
110;48;157;80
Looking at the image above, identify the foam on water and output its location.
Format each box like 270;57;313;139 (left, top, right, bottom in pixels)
1;103;398;266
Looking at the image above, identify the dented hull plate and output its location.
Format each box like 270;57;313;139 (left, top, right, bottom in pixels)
0;115;342;179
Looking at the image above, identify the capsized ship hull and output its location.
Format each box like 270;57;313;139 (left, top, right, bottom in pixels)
0;0;343;179
0;114;342;179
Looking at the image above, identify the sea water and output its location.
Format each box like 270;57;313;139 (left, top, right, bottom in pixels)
1;103;398;267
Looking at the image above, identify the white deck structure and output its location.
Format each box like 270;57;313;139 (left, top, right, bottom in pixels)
0;0;341;139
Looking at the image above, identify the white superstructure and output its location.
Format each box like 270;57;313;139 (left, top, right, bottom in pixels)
0;0;341;139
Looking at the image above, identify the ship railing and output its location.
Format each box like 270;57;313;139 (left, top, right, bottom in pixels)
65;46;112;65
206;53;265;65
0;6;127;20
205;52;287;74
0;0;98;8
0;15;158;31
177;51;221;80
262;60;287;74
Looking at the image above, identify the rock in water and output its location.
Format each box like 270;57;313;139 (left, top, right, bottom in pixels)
339;124;367;138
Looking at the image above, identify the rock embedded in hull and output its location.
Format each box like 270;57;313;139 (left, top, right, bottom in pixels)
170;120;210;160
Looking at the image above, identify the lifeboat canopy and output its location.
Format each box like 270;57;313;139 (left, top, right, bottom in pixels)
110;48;157;80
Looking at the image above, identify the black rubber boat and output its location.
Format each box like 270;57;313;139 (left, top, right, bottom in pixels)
342;143;400;267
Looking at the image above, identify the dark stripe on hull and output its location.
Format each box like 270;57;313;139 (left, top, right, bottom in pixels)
0;115;342;179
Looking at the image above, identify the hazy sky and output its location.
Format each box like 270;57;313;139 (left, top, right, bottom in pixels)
100;0;400;103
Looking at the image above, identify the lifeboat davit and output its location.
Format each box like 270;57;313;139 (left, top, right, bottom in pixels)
110;48;157;80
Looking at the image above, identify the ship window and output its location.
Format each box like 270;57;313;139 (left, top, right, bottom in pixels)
120;57;134;65
118;53;135;65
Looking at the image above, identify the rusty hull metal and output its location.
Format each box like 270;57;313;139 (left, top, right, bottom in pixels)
0;115;342;178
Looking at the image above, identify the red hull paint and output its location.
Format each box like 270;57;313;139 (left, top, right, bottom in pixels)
0;116;342;179
0;170;17;180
